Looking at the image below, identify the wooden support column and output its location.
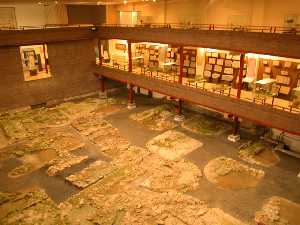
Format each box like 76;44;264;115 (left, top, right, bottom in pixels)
97;74;107;99
233;53;245;136
127;83;136;109
174;46;185;121
236;53;245;99
98;39;103;66
178;99;183;115
127;41;136;109
128;84;134;104
43;44;48;74
128;40;132;72
99;75;105;93
179;46;184;84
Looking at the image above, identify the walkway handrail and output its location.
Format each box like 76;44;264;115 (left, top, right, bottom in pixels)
1;23;299;35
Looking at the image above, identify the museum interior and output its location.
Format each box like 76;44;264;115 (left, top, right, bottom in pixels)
1;0;300;224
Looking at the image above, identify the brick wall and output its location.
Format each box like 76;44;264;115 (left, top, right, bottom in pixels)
0;40;99;111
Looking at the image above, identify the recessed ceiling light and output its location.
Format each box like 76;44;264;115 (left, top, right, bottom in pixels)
124;0;127;4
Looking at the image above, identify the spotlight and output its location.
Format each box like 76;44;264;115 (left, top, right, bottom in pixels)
91;26;98;31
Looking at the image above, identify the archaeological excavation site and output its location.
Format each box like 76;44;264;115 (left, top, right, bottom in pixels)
1;1;300;224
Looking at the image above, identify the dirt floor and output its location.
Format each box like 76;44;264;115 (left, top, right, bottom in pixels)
0;91;300;225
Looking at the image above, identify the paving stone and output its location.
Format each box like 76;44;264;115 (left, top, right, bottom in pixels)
255;196;300;225
130;104;177;131
47;153;88;176
182;113;232;136
66;160;113;188
238;141;280;167
146;130;203;160
204;157;265;190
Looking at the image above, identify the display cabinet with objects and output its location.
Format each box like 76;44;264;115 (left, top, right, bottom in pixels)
257;58;300;98
203;51;247;87
20;44;50;81
178;48;197;78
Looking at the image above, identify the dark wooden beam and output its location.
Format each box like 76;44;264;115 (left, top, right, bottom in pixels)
95;66;300;135
96;26;300;59
0;27;94;47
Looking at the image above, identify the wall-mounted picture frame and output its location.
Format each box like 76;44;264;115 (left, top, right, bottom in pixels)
284;61;292;68
205;64;212;71
232;55;241;60
225;60;232;67
212;52;218;58
209;57;216;64
226;55;233;59
188;68;196;75
190;62;196;68
222;75;234;82
184;60;190;67
219;53;226;59
224;67;233;75
273;60;280;67
279;86;291;95
214;65;222;72
232;61;240;68
264;67;271;73
276;75;290;85
204;70;211;78
217;59;224;66
212;73;221;79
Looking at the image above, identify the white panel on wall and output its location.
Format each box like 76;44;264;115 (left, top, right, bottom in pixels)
0;7;17;28
119;11;140;25
44;4;68;25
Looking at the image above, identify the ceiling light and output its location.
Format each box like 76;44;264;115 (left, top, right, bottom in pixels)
124;0;127;4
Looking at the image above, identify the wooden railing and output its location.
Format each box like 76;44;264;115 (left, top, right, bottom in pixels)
1;23;299;35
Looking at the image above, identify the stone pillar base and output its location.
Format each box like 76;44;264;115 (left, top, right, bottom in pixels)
98;91;107;99
127;103;136;110
227;134;241;142
174;115;185;122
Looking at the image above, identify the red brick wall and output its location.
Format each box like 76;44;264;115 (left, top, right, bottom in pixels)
0;40;99;111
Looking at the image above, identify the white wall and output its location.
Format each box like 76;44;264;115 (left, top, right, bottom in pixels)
0;3;68;27
106;0;300;27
